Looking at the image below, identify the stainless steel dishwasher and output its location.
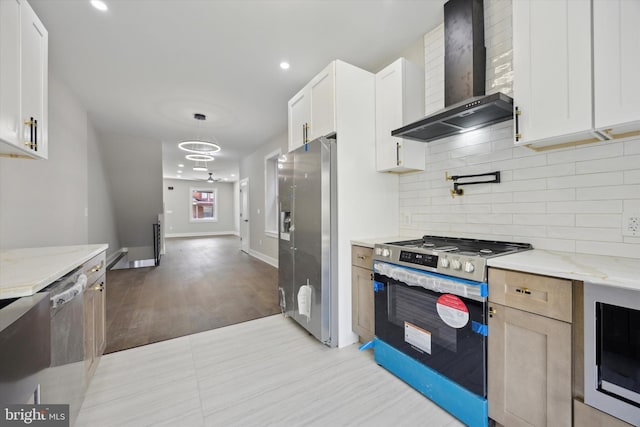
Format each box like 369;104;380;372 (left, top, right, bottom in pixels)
38;268;88;427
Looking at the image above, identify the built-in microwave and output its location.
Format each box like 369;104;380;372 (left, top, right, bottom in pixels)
584;282;640;425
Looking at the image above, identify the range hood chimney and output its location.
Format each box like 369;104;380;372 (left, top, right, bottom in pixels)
392;0;513;143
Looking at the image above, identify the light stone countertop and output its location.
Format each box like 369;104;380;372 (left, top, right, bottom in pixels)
0;244;108;299
350;236;411;249
487;249;640;291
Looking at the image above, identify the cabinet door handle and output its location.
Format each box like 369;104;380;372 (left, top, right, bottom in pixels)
92;282;104;292
515;107;522;141
515;287;531;295
489;307;497;317
34;119;38;152
396;142;401;166
24;117;34;149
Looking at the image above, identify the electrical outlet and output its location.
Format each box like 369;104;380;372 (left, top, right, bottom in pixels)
622;212;640;237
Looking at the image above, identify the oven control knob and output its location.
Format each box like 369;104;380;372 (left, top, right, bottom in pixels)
382;248;391;257
451;259;462;270
375;247;382;256
440;257;450;268
464;261;475;273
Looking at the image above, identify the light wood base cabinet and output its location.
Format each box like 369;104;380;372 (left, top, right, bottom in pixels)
488;303;572;426
351;245;374;342
488;268;573;427
84;273;105;383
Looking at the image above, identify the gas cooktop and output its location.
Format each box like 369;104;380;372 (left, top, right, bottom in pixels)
373;235;532;282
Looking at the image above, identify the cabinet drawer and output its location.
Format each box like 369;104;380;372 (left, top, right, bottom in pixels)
351;245;373;269
488;268;572;323
82;252;106;287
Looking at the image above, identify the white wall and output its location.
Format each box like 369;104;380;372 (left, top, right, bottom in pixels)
99;132;163;258
0;73;89;249
162;178;236;237
239;131;288;266
87;121;120;255
398;0;640;259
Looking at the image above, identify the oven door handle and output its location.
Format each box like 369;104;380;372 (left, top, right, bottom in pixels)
373;261;487;300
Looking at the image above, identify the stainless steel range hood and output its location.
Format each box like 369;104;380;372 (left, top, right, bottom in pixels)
392;0;513;143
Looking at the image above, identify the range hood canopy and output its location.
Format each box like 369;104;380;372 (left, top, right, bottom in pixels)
392;0;513;143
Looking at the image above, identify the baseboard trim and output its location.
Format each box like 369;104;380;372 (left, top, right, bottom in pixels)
106;248;128;269
165;231;237;238
248;249;278;268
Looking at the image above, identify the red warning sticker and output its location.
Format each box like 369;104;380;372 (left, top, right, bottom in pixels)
436;294;469;328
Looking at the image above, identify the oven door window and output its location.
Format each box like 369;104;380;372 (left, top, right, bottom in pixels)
597;302;640;406
375;273;486;397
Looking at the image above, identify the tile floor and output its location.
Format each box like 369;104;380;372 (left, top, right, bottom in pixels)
77;315;463;427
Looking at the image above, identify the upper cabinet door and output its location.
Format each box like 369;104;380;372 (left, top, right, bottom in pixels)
309;62;335;141
375;58;425;173
513;0;593;147
0;0;48;159
288;87;309;152
0;0;22;148
20;0;48;158
287;62;336;153
593;0;640;139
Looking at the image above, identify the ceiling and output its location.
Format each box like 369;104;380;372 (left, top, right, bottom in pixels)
30;0;444;182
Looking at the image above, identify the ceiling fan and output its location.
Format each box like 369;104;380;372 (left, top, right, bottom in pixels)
202;172;220;183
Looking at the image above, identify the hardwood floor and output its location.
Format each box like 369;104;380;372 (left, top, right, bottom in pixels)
77;315;463;427
105;236;279;354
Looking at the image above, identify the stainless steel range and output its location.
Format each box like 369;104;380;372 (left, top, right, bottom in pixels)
374;235;532;282
371;235;531;427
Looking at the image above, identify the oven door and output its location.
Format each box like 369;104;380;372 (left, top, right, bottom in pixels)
374;261;487;397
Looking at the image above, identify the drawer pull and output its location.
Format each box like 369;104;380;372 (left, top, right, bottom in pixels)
89;263;103;273
515;287;531;295
357;255;367;260
489;307;497;317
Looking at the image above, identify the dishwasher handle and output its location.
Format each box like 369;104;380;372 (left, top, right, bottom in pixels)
50;274;87;309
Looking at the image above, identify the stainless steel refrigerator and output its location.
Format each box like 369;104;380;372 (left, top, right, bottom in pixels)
278;136;337;347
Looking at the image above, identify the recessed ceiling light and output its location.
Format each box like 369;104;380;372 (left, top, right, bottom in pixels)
177;170;183;173
178;164;184;168
280;62;290;70
90;0;108;12
231;174;236;177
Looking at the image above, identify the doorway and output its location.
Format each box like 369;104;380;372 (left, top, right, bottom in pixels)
240;178;250;254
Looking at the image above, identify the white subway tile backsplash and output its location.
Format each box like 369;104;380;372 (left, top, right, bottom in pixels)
492;202;546;214
575;155;640;175
513;189;575;203
575;241;640;259
547;200;623;214
396;0;640;257
546;142;624;164
624;139;640;155
547;172;623;189
513;164;575;180
576;214;621;228
547;226;622;242
576;185;640;201
491;178;546;193
624;169;640;184
513;214;575;227
526;237;576;252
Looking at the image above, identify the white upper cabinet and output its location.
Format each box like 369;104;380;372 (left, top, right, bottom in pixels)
375;58;425;173
593;0;640;140
287;62;336;152
0;0;48;159
512;0;595;148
